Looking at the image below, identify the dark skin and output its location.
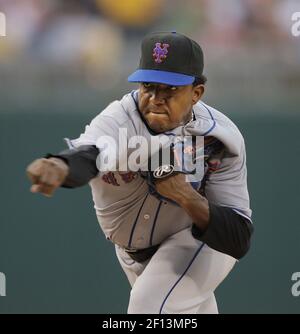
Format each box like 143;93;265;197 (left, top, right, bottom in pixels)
139;82;201;133
139;82;210;232
26;81;210;232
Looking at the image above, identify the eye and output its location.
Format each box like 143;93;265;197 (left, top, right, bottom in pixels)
142;82;151;88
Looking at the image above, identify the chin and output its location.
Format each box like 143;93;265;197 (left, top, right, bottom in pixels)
148;123;167;133
145;117;166;132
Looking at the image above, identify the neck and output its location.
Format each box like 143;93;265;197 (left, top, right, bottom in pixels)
182;110;193;125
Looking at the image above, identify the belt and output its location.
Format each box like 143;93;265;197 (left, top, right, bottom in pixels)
125;244;160;263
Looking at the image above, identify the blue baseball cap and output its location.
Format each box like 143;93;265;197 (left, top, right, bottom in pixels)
128;32;204;86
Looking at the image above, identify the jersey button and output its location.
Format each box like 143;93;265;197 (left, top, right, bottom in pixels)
136;237;144;245
144;214;150;220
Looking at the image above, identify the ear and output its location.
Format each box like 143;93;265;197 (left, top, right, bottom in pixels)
192;85;205;105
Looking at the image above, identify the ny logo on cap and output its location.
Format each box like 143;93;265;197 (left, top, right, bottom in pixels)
153;43;170;63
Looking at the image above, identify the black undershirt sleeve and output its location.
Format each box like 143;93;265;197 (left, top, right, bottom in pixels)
192;203;254;260
46;145;99;188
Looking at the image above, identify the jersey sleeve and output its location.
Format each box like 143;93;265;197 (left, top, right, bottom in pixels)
69;114;120;148
66;101;138;172
204;140;252;221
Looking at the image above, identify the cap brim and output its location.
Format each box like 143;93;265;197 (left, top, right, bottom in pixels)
128;69;194;86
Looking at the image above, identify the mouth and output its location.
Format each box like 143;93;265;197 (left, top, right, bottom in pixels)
147;108;168;115
149;112;168;117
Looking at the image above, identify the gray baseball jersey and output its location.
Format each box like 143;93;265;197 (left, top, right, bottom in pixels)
68;90;251;251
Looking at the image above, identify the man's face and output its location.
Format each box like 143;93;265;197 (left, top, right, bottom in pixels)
138;83;204;133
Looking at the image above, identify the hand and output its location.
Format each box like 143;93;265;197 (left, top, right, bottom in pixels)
26;158;69;197
155;173;210;229
154;173;196;204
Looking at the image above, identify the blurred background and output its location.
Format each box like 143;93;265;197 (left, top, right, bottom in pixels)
0;0;299;314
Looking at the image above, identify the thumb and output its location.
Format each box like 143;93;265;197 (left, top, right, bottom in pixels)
30;184;41;193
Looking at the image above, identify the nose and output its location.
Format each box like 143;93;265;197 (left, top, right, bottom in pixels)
149;89;166;105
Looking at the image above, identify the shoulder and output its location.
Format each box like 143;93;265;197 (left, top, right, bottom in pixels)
192;101;245;156
86;91;144;134
93;91;137;126
87;90;151;140
194;101;241;134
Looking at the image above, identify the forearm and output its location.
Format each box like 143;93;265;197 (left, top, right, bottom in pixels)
174;188;210;232
169;184;254;259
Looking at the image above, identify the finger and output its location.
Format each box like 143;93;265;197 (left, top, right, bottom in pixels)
27;165;40;184
26;159;46;183
39;184;56;197
27;173;40;184
31;184;41;193
32;183;55;197
39;168;61;189
43;167;63;187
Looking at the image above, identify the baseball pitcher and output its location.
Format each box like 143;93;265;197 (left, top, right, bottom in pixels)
26;32;253;314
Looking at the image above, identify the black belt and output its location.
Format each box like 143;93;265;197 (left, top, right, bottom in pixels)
125;244;160;263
